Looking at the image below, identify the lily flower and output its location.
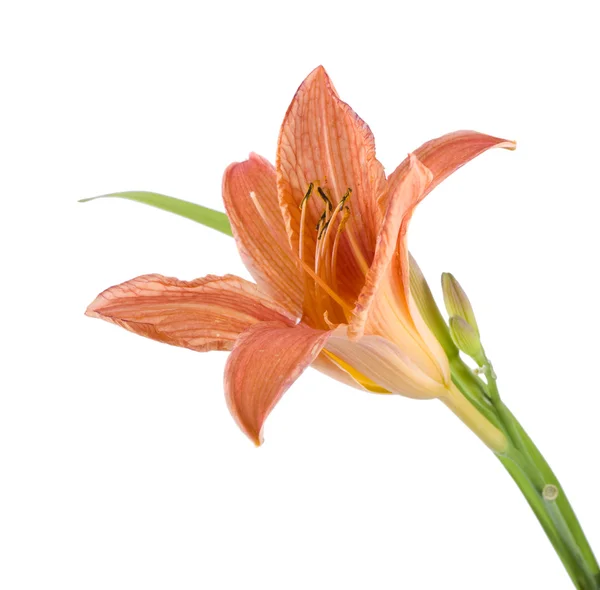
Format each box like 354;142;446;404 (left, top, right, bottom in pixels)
86;66;514;449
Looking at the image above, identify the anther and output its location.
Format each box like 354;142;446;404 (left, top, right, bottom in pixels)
317;187;333;212
315;211;327;231
300;183;314;209
317;219;330;240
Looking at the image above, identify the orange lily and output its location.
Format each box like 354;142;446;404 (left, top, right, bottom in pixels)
87;66;514;449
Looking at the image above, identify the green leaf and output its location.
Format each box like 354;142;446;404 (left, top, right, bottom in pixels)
79;191;233;237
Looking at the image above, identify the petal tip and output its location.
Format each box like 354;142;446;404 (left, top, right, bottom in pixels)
248;152;271;164
309;64;328;79
235;414;265;447
298;65;337;98
84;297;104;318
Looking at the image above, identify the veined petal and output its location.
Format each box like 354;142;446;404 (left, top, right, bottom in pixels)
86;274;294;352
348;154;433;340
358;267;452;388
223;153;303;317
388;130;515;303
325;328;447;399
386;130;516;211
358;131;515;385
277;66;387;306
224;322;331;445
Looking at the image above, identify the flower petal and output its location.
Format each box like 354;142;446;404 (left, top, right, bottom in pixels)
223;153;304;317
359;131;515;385
348;153;433;340
86;274;294;352
390;131;516;298
225;322;331;445
277;65;387;305
325;328;447;399
386;130;516;218
383;131;515;352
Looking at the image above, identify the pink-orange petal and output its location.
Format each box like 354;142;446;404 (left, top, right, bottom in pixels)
223;153;304;318
386;130;516;214
387;130;515;312
277;65;387;306
348;154;433;340
356;131;515;385
224;321;331;445
86;274;294;352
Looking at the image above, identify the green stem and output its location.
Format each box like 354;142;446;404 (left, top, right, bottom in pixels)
449;357;502;433
499;425;599;588
451;361;600;588
505;407;600;586
497;454;588;587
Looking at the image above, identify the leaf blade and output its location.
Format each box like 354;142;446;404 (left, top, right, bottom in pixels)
79;191;233;236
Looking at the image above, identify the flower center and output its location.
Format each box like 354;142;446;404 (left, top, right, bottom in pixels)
298;183;354;324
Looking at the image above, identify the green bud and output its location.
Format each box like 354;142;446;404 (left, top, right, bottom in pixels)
441;273;480;336
449;316;486;365
409;255;459;359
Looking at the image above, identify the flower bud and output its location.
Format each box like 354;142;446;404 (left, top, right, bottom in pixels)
449;316;486;365
409;255;459;359
442;273;480;336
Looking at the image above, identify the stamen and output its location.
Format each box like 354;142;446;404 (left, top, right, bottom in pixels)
315;214;330;274
330;205;351;291
317;199;344;280
317;186;333;213
300;183;314;209
324;186;368;275
315;211;327;232
316;188;346;273
297;182;359;325
299;259;354;315
317;219;330;240
298;184;313;261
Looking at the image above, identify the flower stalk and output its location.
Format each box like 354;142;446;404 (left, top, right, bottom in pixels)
449;341;600;588
415;267;599;586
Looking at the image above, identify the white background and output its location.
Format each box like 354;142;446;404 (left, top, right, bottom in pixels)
1;1;598;588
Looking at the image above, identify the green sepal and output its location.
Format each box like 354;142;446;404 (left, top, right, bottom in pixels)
79;191;233;237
